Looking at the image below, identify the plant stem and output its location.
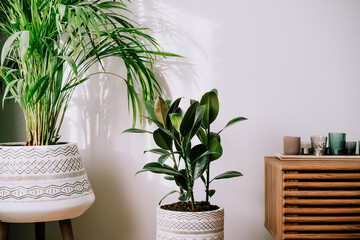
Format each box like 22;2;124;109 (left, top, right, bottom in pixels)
181;141;195;209
170;151;183;196
190;189;195;210
205;126;211;203
206;162;210;203
171;151;178;169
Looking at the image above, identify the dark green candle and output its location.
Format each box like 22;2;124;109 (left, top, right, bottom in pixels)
345;141;356;155
328;132;346;155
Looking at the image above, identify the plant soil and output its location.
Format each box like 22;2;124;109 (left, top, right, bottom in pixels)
161;201;219;212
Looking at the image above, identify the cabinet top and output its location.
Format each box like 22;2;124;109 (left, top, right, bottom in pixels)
265;156;360;170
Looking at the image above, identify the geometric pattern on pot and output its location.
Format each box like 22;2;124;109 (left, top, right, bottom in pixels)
157;237;223;240
0;143;95;222
156;207;224;240
0;179;92;200
158;219;223;232
0;144;80;160
0;158;83;175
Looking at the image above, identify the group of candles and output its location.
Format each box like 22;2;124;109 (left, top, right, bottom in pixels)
283;133;357;156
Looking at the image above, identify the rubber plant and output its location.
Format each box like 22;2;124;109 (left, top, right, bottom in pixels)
124;89;247;210
0;0;176;146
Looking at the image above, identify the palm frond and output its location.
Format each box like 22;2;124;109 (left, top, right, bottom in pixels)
0;0;179;145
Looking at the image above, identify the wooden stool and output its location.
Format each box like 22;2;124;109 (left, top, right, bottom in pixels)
0;219;74;240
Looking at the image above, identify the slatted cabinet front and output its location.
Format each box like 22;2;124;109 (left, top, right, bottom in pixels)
265;157;360;240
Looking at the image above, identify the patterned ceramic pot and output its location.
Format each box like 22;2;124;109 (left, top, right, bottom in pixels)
0;142;95;223
156;206;224;240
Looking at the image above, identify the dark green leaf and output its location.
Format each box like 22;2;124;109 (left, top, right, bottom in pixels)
136;162;181;176
164;176;175;181
189;144;208;179
190;149;219;179
144;148;170;155
208;189;216;198
153;128;173;150
174;171;189;191
191;149;218;166
123;128;152;134
180;101;199;136
224;117;248;129
187;105;206;140
211;171;243;182
215;117;248;138
208;138;223;161
200;91;219;128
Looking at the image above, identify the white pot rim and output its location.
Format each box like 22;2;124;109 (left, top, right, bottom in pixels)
157;204;224;213
0;142;76;149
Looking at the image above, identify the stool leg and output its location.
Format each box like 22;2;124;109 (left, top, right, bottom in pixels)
35;222;46;240
59;219;74;240
0;222;10;240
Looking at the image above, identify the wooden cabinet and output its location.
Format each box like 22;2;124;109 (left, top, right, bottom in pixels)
265;156;360;240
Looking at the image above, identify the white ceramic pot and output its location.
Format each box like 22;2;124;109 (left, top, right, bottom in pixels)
0;142;95;223
156;206;224;240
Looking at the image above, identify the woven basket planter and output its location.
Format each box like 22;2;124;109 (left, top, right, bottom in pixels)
156;206;224;240
0;142;95;223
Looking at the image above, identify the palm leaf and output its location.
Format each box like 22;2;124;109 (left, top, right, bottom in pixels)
0;0;178;145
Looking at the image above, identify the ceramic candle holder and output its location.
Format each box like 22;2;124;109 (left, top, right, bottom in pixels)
283;136;301;155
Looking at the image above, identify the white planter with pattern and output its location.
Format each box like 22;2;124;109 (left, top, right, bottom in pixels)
0;143;95;223
156;206;224;240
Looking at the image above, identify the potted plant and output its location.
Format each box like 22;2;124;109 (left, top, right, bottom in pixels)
124;89;247;240
0;0;174;223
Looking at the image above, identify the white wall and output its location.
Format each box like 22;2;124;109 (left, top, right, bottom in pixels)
4;0;360;239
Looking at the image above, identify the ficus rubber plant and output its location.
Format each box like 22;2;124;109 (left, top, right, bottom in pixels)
124;89;247;210
0;0;177;146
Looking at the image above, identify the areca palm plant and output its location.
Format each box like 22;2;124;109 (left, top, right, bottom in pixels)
0;0;175;145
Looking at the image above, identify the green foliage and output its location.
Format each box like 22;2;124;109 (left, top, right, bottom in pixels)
211;171;243;182
154;97;168;127
153;129;172;150
124;89;247;209
0;0;178;145
200;90;219;128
